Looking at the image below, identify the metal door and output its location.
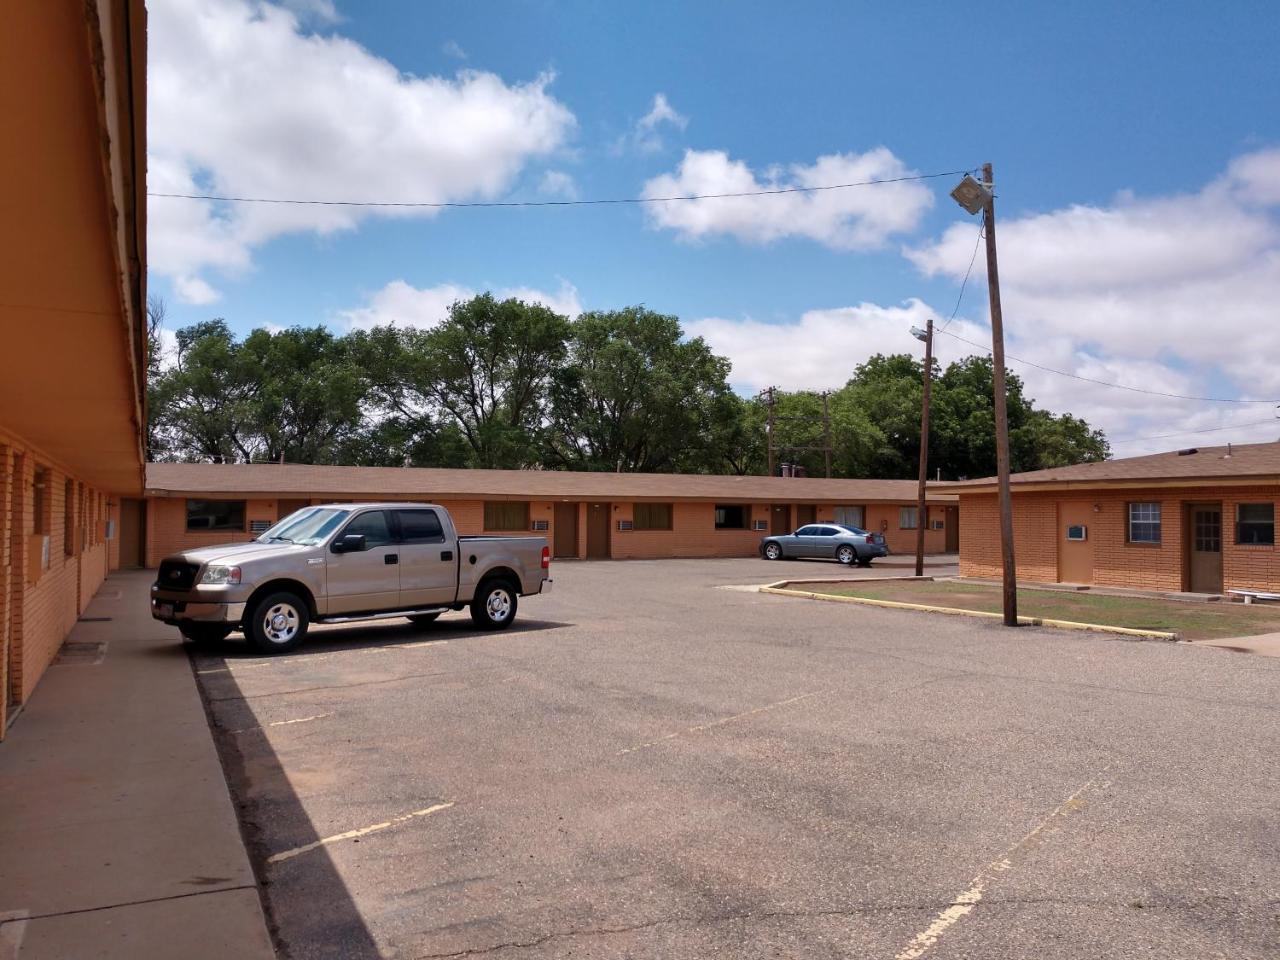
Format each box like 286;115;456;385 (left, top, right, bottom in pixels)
1187;503;1223;594
1056;501;1094;584
795;504;817;527
326;509;399;613
554;502;579;558
586;503;610;559
394;508;456;607
771;504;792;534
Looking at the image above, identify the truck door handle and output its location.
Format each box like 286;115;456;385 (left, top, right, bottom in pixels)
385;553;398;565
441;551;453;561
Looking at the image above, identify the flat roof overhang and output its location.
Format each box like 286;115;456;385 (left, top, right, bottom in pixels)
953;476;1280;496
0;2;147;493
145;488;960;505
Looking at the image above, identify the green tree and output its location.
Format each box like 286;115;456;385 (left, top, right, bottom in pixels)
547;307;738;472
356;295;570;469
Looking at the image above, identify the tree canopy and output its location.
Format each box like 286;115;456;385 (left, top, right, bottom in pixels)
148;294;1110;478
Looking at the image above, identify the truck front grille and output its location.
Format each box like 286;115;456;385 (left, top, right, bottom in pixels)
157;560;199;590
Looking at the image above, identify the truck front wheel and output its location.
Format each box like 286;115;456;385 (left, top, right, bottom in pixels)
178;622;233;645
247;591;309;654
470;579;518;630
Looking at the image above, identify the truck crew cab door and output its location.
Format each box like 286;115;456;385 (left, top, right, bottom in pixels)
327;509;399;613
394;508;457;608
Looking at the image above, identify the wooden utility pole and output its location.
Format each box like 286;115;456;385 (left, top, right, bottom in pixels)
764;386;776;477
914;316;933;578
982;162;1018;626
821;392;833;478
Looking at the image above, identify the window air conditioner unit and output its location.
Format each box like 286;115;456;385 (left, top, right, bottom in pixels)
752;519;768;531
617;520;634;531
532;519;550;531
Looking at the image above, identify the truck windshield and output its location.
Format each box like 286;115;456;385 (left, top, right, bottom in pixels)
256;508;350;546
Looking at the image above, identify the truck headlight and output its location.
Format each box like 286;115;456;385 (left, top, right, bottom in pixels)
200;565;242;585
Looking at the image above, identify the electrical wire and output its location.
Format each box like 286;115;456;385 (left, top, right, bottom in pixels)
1108;417;1280;444
936;221;985;334
934;327;1280;404
146;169;976;208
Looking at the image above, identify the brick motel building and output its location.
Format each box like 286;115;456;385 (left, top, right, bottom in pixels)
0;3;148;736
137;463;960;567
955;441;1280;595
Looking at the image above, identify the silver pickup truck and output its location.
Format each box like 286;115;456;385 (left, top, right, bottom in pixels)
151;502;551;653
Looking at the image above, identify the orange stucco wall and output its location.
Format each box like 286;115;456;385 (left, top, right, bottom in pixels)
959;486;1280;592
144;494;955;565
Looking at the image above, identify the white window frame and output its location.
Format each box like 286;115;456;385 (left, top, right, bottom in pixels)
1127;502;1161;544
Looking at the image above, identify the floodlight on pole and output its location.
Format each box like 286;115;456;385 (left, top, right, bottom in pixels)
951;163;1018;627
910;325;929;342
950;174;992;216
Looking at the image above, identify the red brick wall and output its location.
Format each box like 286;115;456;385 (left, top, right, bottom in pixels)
144;494;958;564
960;486;1280;592
0;430;113;733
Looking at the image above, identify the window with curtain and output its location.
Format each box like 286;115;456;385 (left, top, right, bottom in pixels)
484;501;529;531
1127;502;1161;543
633;503;673;530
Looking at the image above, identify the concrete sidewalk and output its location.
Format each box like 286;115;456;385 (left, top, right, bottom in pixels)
0;571;273;958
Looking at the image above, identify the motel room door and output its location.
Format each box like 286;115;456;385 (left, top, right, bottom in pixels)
586;502;611;559
1187;502;1223;594
553;502;579;558
1056;501;1094;584
118;497;145;568
795;504;817;527
770;504;792;534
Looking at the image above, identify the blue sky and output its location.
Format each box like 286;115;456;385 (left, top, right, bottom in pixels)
147;0;1280;453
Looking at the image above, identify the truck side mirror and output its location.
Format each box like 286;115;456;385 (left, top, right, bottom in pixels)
332;533;367;554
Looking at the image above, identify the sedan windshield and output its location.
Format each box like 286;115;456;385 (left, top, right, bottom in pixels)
256;507;350;546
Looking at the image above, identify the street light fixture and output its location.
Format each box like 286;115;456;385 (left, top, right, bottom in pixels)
950;174;992;216
912;317;934;578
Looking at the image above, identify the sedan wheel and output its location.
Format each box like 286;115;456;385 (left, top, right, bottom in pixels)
836;545;856;565
764;542;783;561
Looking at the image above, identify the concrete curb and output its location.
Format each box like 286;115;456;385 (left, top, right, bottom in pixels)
764;575;934;588
758;585;1182;641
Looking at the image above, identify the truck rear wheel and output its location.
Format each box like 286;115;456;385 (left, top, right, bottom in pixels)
247;591;309;654
470;579;518;630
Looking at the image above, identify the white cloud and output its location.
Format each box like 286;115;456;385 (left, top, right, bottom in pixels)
441;39;468;60
278;0;340;24
539;170;579;199
899;147;1280;454
148;0;575;298
687;299;937;393
173;275;221;305
339;279;583;330
643;147;934;249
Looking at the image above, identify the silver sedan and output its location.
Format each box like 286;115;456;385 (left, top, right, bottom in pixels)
759;523;889;567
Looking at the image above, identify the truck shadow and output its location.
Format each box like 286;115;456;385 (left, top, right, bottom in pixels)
197;616;573;659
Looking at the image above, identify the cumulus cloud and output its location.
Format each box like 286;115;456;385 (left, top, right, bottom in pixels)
643;147;933;249
687;300;938;393
539;170;579;199
148;0;575;300
339;279;583;330
441;39;468;60
903;147;1280;453
629;93;687;153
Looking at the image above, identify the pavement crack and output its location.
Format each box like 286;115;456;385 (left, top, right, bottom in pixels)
410;894;1277;958
207;670;453;701
0;885;258;925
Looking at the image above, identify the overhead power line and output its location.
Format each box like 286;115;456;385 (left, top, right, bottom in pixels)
146;169;976;209
934;328;1280;404
1109;417;1280;444
936;221;985;335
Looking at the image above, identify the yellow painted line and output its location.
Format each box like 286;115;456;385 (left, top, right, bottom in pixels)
893;774;1102;959
266;802;455;865
617;690;826;757
759;587;1180;641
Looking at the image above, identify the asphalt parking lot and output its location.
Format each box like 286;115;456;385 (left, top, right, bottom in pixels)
191;557;1280;960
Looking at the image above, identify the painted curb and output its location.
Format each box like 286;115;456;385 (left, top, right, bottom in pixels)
764;575;934;589
758;586;1181;641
